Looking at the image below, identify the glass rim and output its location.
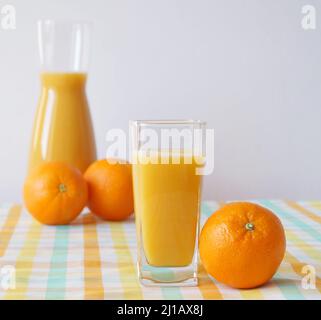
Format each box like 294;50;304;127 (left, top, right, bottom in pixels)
130;119;206;126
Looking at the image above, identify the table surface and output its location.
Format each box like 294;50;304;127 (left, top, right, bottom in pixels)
0;200;320;300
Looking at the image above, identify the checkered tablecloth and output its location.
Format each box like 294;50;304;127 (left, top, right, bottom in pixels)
0;200;320;300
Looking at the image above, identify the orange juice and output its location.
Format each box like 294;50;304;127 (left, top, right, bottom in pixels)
133;152;202;267
28;73;96;173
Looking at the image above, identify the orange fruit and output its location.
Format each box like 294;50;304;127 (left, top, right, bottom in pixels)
84;159;134;221
23;162;88;225
199;202;286;289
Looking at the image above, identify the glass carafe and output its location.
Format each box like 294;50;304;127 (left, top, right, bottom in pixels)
28;20;96;173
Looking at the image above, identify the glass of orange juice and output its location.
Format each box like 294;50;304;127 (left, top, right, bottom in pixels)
130;120;206;286
28;20;96;174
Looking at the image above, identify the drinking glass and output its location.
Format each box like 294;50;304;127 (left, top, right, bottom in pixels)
28;20;96;174
130;120;206;286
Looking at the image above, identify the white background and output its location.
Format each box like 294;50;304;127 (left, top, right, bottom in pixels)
0;0;320;202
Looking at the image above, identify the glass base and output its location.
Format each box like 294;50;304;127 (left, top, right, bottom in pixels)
138;263;198;287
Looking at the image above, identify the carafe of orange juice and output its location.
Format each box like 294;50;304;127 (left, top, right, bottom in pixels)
28;20;96;173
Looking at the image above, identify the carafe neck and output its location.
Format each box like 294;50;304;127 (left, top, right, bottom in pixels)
41;72;87;89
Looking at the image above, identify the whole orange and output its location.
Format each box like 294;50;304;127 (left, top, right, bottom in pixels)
84;159;134;221
23;162;88;225
199;202;286;289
